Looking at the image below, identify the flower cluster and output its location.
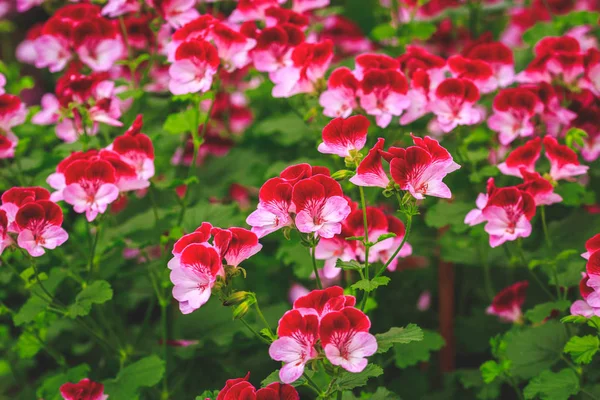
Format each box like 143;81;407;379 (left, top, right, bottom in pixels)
0;187;68;257
46;116;155;221
246;163;351;239
571;233;600;317
269;286;377;383
60;378;107;400
0;92;26;159
168;222;262;314
213;373;299;400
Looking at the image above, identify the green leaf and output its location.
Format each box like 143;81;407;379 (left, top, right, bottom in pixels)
37;364;91;400
523;23;558;47
253;113;312;146
351;276;391;292
375;233;396;243
68;280;113;318
505;321;568;379
524;300;571;323
480;360;510;384
371;24;396;40
16;330;43;359
163;108;197;135
555;182;595;207
523;369;579;400
424;201;473;233
334;364;383;391
362;387;401;399
376;324;424;354
394;330;445;368
103;355;165;399
336;259;364;271
13;296;47;326
564;335;600;364
196;390;219;400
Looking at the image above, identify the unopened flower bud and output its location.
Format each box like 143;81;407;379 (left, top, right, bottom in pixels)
223;291;250;306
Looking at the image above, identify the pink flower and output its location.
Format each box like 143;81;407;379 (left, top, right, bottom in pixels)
73;17;124;72
488;88;542;145
212;227;262;266
350;138;389;188
0;73;5;95
417;290;431;311
60;378;108;400
464;178;497;226
0;210;11;256
169;38;220;95
292;286;356;319
34;20;73;72
358;69;410;128
396;46;446;87
448;55;498;94
517;170;562;206
170;243;223;314
0;131;18;159
430;78;481;133
353;53;399;80
497;137;542;178
463;41;515;88
32;93;61;125
518;36;583;84
150;0;200;28
270;40;333;98
318;115;369;157
211;22;256;72
268;310;319;383
388;135;461;199
523;82;576;137
486;281;529;323
14;200;69;257
482;187;536;248
16;0;44;13
62;159;121;222
292;176;351;238
215;373;300;400
167;222;212;269
109;115;155;181
229;0;285;23
0;94;27;132
319;67;359;118
400;69;432;125
292;0;329;13
315;234;356;279
582;234;600;260
1;187;52;230
101;0;141;17
320;307;377;372
543;136;589;181
16;23;43;65
251;25;304;73
246;177;293;238
582;48;600;96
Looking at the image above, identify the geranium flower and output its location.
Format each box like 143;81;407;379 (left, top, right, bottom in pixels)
292;176;351;238
430;78;481;133
108;115;155;181
488;88;542;145
543;136;589;181
388;135;461;199
215;373;299;400
60;378;108;400
268;310;319;383
246;177;293;238
168;38;220;95
212;227;262;266
320;307;377;372
497;137;542;178
170;243;223;314
447;55;498;94
167;222;213;269
486;281;529;323
482;187;536;247
582;233;600;260
292;286;356;319
317;115;369;158
350;138;389;188
358;69;410;128
14;200;69;257
319;67;360;118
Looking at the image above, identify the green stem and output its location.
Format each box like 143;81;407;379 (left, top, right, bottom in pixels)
161;302;169;398
239;318;271;345
177;79;220;226
87;219;102;276
375;214;412;278
357;185;370;311
540;206;552;249
254;301;273;336
516;240;555;300
303;373;324;398
507;376;524;400
311;243;323;290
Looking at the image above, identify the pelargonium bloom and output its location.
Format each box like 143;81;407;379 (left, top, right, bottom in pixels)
488;88;542;145
497;137;542;178
482;187;536;248
212;227;262;267
430;78;481;133
149;0;200;28
293;286;356;319
463;41;515;88
543;136;589;181
399;69;432;125
0;94;27;133
320;307;377;372
447;55;498;94
108;115;155;181
464;178;497;226
582;233;600;260
486;281;529;323
73;17;124;72
314;233;356;279
292;176;351;238
211;22;257;72
571;272;600;318
62;159;120;222
60;378;108;400
350;138;389;188
270;40;333;98
319;67;360;118
251;25;304;73
167;222;213;270
215;373;299;400
317;115;369;157
1;186;52;229
170;243;223;314
14;200;69;257
517;170;563;206
358;69;410;128
292;0;329;13
169;38;220;95
388;135;461;199
269;310;319;383
246;177;293;238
